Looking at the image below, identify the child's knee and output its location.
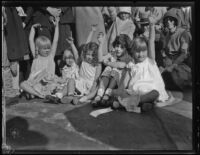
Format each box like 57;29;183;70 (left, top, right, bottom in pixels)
151;90;159;99
19;81;26;89
68;78;75;84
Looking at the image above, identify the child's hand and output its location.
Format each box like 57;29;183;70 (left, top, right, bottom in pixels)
32;23;41;29
149;9;159;25
47;7;61;18
97;32;104;44
91;24;97;32
103;59;109;66
66;36;74;45
52;16;60;26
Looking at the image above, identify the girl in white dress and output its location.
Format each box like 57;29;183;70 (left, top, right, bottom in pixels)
105;11;169;113
45;48;80;103
59;25;102;104
20;17;60;99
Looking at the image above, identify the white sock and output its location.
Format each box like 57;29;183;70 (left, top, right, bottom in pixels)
105;88;112;96
55;92;63;99
97;88;105;97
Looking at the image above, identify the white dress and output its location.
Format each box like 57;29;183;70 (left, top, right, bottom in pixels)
127;58;169;102
28;54;55;80
61;62;79;81
75;61;97;95
25;54;56;96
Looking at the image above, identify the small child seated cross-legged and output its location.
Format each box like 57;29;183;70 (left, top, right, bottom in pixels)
54;25;102;104
20;17;60;99
45;45;80;104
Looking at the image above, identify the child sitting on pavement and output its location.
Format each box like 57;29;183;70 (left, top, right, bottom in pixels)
47;25;102;104
20;17;61;99
91;34;133;107
104;10;169;113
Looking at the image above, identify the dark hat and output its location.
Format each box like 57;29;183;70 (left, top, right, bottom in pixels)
163;8;179;23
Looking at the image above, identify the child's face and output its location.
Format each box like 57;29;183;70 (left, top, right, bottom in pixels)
39;47;51;57
119;12;130;21
64;50;75;67
85;50;94;64
133;50;148;63
114;44;125;57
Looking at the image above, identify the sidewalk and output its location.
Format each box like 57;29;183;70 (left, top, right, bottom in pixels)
4;89;192;151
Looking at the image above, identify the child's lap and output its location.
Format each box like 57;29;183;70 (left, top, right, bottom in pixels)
75;78;93;95
101;66;123;85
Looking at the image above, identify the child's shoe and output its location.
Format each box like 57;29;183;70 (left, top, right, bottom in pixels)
71;96;79;105
140;102;154;112
91;95;101;108
60;96;74;104
101;94;111;107
45;95;60;104
111;101;120;109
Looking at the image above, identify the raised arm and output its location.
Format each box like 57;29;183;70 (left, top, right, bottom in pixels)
86;24;97;44
148;10;157;60
29;23;41;58
50;17;60;57
97;32;106;62
66;35;79;63
103;61;127;69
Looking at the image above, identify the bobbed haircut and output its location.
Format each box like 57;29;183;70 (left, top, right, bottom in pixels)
35;36;51;50
112;34;131;51
130;37;148;56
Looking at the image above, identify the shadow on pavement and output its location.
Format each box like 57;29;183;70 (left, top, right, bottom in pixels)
6;116;49;150
65;104;192;150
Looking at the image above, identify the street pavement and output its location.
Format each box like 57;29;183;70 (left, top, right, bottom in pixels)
4;89;193;152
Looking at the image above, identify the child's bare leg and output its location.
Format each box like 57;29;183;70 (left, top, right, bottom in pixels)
59;79;77;105
67;78;75;96
86;86;98;101
20;82;44;98
55;78;75;99
95;76;110;100
55;85;68;99
103;77;117;100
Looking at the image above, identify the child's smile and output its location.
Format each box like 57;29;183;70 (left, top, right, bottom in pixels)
134;50;147;63
115;45;125;57
39;48;50;57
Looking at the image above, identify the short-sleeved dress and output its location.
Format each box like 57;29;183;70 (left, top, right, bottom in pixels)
61;62;79;82
127;58;169;102
75;61;97;95
24;54;56;97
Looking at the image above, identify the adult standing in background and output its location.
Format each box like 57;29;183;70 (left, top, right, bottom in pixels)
4;7;29;93
74;7;108;56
